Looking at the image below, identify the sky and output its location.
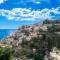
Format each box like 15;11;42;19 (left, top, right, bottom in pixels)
0;0;60;29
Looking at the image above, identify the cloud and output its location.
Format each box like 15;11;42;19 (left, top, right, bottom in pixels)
12;0;50;5
0;7;60;21
0;0;7;4
33;0;51;4
34;1;40;4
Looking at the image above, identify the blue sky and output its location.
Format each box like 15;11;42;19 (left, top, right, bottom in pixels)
0;0;60;29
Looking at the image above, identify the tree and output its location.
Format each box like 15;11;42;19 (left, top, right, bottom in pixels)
0;46;13;60
24;30;30;36
43;19;48;24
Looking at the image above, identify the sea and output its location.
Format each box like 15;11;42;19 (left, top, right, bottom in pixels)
0;29;16;40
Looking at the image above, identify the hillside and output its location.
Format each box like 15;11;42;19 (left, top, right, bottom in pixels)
0;20;60;60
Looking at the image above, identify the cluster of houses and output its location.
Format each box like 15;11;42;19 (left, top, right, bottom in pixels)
0;23;47;47
3;24;47;46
